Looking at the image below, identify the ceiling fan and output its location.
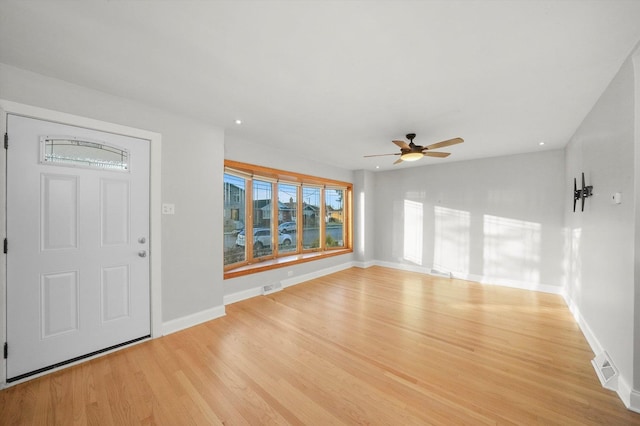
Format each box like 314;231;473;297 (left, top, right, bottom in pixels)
364;133;464;165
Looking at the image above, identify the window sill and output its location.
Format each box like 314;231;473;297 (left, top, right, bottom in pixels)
224;249;352;279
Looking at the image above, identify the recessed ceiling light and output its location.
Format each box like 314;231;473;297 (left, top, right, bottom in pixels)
376;165;380;169
235;119;242;125
539;141;545;146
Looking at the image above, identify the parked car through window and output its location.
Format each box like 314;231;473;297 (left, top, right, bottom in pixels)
236;228;292;249
278;222;297;233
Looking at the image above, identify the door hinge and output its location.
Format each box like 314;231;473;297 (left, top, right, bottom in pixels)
3;342;7;359
3;238;6;254
4;132;7;149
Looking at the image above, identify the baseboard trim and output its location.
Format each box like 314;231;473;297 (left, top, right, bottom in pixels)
372;260;431;275
617;376;633;410
367;261;563;295
223;260;564;306
461;272;563;295
225;261;565;306
563;291;639;412
224;286;263;306
352;260;376;269
563;293;604;356
224;261;355;306
280;261;353;288
162;305;226;336
630;389;640;414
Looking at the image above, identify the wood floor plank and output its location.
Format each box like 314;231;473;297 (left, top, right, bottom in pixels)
1;266;639;425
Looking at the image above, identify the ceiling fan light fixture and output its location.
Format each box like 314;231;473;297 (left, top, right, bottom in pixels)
400;152;424;161
363;133;463;165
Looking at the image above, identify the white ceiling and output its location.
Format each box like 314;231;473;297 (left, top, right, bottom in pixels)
2;1;640;171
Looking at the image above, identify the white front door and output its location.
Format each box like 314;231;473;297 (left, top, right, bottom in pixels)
6;114;151;381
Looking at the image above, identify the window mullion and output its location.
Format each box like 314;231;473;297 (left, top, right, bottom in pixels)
246;177;254;262
320;187;326;251
273;182;279;257
296;185;303;249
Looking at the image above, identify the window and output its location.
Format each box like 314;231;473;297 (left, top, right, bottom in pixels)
253;179;274;258
278;183;298;254
223;173;246;265
325;188;345;248
40;136;129;171
302;186;321;249
224;160;353;278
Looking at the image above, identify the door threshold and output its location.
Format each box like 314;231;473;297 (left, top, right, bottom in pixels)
7;335;151;383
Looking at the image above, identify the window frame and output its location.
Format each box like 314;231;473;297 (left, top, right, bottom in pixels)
224;160;353;279
324;186;346;249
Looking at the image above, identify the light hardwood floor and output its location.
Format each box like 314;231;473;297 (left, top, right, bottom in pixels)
1;266;639;425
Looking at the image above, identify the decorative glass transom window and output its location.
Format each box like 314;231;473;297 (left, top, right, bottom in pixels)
40;136;129;171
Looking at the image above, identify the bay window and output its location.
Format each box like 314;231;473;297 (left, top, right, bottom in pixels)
223;160;352;278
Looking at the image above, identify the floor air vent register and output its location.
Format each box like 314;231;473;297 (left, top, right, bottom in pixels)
591;352;619;391
262;282;283;295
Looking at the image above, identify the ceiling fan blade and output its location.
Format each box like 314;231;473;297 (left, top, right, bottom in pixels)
423;151;450;158
393;140;411;150
364;153;401;158
424;137;464;151
393;158;403;165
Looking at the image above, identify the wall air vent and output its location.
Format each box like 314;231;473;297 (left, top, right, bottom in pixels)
591;351;619;391
430;268;453;278
262;282;283;295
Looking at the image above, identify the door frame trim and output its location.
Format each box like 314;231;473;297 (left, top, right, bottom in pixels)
0;100;162;387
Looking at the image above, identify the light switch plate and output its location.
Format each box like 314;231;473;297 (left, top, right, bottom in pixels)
162;203;175;215
612;193;622;204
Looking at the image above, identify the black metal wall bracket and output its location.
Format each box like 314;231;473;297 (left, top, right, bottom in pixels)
573;172;593;212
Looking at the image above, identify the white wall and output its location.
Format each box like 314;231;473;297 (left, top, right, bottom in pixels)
564;55;637;405
224;135;353;183
0;63;225;325
372;150;566;292
223;136;355;299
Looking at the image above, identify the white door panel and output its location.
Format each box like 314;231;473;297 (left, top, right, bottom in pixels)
6;114;150;380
